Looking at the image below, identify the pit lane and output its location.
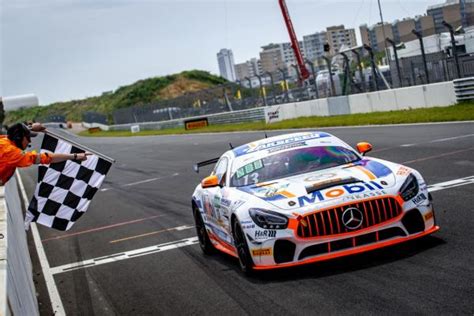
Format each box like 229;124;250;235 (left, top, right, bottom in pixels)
21;122;474;315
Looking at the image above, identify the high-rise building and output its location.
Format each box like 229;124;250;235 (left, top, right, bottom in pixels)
216;48;236;82
426;0;474;32
303;31;327;62
234;58;262;81
259;43;286;77
326;25;357;55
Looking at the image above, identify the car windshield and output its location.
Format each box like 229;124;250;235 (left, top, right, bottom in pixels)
230;146;360;187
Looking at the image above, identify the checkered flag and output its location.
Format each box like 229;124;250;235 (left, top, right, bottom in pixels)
25;133;113;231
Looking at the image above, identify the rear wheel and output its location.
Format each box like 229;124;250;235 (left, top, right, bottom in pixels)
233;219;254;275
193;206;215;255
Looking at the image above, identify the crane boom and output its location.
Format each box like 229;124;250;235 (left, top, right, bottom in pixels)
278;0;310;81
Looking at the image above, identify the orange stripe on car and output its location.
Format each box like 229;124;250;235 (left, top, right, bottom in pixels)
355;166;376;180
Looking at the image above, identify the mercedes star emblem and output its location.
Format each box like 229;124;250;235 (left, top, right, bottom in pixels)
342;207;364;230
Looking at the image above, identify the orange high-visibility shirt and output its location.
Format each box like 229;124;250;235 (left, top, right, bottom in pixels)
0;135;52;185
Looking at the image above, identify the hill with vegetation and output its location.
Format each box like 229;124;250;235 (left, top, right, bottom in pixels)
5;70;228;124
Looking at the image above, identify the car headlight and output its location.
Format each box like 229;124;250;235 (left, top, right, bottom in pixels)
399;173;419;201
249;208;288;229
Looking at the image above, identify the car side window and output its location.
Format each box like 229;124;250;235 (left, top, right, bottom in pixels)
213;157;228;186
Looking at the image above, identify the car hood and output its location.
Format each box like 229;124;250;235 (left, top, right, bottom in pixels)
236;159;399;211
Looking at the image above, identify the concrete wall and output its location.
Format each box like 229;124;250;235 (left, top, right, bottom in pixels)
0;175;39;316
265;81;456;123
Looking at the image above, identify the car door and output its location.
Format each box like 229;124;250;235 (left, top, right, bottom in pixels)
202;156;232;242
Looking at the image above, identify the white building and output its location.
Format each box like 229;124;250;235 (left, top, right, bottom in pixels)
217;48;236;82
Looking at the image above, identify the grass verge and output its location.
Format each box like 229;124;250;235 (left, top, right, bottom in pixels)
79;103;474;137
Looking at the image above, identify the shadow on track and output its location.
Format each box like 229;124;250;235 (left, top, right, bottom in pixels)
188;235;445;283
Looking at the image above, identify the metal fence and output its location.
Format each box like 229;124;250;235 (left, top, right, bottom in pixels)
107;52;472;126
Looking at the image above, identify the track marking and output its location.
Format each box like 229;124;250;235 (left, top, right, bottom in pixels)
402;147;474;164
109;224;194;244
50;237;198;275
427;176;474;192
100;172;180;192
47;175;474;275
16;171;66;315
400;134;474;147
42;214;167;242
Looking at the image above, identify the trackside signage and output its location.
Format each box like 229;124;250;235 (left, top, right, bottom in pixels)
184;117;209;130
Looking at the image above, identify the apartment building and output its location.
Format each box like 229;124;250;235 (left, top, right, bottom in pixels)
326;25;357;54
234;58;262;81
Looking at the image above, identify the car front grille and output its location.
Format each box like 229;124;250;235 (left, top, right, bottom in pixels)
296;197;402;238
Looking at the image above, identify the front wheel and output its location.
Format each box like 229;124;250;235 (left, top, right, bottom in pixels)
233;219;254;275
193;206;215;255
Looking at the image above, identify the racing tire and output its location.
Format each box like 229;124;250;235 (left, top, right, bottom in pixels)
233;219;255;275
193;206;215;255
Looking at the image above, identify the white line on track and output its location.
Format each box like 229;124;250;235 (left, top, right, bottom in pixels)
16;171;66;316
50;237;198;275
100;172;180;191
46;175;474;276
400;133;474;147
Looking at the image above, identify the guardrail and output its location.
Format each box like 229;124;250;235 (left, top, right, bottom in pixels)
453;77;474;102
108;107;265;131
1;175;39;316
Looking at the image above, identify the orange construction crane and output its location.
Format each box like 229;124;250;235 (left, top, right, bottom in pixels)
278;0;310;81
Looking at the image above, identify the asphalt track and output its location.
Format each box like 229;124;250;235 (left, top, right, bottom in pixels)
20;122;474;315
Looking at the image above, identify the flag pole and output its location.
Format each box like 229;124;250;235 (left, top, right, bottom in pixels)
44;130;116;163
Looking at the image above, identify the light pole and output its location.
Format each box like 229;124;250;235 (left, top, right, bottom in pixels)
363;44;379;91
351;47;366;92
277;68;289;102
442;20;463;79
412;29;430;84
386;37;404;87
322;56;336;96
305;59;319;99
265;71;277;104
255;74;267;106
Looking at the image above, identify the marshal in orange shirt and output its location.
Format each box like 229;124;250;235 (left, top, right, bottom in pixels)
0;135;52;185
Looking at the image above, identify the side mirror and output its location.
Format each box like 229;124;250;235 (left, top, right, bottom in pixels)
356;142;373;156
201;175;219;188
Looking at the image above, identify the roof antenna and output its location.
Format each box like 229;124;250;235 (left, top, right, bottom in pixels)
264;132;268;138
229;142;234;149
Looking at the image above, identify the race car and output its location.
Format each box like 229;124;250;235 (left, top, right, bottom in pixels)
191;131;439;274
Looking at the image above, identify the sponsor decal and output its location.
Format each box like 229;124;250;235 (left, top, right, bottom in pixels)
239;183;295;201
243;224;255;229
241;220;253;224
353;160;392;178
267;107;280;122
220;198;232;207
255;230;276;239
342;190;387;201
268;141;306;153
298;181;386;207
397;166;412;176
232;132;330;157
304;173;337;182
424;211;434;221
252;248;273;256
412;193;427;205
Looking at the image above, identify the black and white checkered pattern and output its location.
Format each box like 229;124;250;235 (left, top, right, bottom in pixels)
26;134;112;231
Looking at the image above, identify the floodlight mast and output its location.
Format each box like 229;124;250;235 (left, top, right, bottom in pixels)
278;0;310;82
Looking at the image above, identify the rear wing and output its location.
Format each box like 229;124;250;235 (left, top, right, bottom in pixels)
193;157;219;173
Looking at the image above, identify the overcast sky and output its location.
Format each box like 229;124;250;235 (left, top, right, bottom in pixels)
1;0;438;105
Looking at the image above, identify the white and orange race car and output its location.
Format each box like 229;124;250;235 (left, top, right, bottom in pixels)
192;132;439;274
